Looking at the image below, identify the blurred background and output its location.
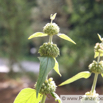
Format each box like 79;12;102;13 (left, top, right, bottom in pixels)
0;0;103;103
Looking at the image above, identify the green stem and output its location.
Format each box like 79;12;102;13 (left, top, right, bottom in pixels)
41;95;46;103
97;53;100;63
91;73;98;93
91;52;100;93
49;35;53;43
51;20;52;24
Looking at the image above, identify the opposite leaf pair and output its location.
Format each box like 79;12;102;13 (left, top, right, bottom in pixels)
28;13;76;44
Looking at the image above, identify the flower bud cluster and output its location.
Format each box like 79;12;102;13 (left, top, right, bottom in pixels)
35;78;57;95
89;60;103;74
81;91;99;103
43;23;60;35
38;42;60;57
94;43;103;53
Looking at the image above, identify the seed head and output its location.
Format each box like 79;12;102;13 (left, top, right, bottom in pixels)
94;43;103;53
35;78;57;95
89;60;103;74
38;43;60;57
43;23;60;36
81;91;99;103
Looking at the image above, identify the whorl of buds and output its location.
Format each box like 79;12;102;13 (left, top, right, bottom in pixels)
38;43;60;57
94;43;103;53
43;23;60;35
89;60;103;74
81;91;99;103
35;78;57;95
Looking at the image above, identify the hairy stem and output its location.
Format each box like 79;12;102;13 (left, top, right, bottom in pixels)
41;95;46;103
91;53;100;93
51;20;52;23
91;73;98;93
97;53;100;63
49;35;53;43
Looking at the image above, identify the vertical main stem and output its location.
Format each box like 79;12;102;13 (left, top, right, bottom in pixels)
91;53;100;93
41;95;46;103
97;53;100;63
49;35;53;43
91;73;98;93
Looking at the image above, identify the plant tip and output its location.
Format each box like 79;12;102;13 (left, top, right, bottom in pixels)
50;13;57;22
97;33;102;41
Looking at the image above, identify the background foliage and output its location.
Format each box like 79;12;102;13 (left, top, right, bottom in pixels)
0;0;103;89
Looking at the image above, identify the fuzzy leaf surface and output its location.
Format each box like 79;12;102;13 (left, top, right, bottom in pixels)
59;71;91;86
97;33;102;41
36;57;55;97
94;52;103;58
53;58;61;76
51;92;62;103
57;33;76;44
50;13;57;21
101;73;103;77
28;32;48;39
14;88;42;103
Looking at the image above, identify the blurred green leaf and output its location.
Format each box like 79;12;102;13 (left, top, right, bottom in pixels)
50;13;57;21
14;88;42;103
36;57;55;97
53;58;61;77
97;33;102;41
57;33;76;44
101;73;103;77
59;71;91;86
28;32;48;39
94;52;103;58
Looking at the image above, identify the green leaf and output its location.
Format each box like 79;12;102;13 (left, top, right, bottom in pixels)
57;33;76;44
101;73;103;77
51;92;62;103
50;13;57;21
97;33;102;41
59;71;91;86
36;57;55;97
94;52;103;58
28;32;48;39
14;88;42;103
53;58;61;76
